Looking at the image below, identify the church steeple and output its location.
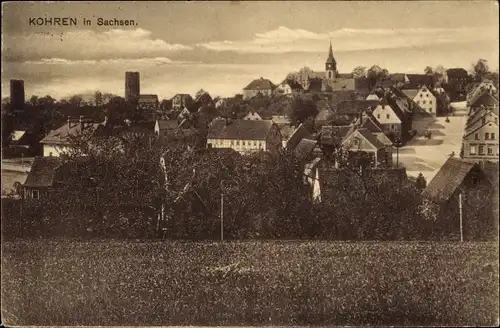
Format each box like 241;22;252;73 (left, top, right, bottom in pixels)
325;38;337;79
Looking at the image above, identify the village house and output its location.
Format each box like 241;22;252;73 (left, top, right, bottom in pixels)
206;119;282;155
242;77;276;100
335;100;380;123
275;79;303;96
138;94;159;111
370;99;403;138
154;119;179;138
421;157;492;222
171;93;192;110
243;111;263;121
462;106;499;162
40;116;106;157
467;89;499;116
22;156;63;201
444;68;469;101
342;127;389;168
403;85;437;115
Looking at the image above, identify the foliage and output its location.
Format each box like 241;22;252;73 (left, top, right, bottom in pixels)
472;59;490;82
289;96;318;125
352;66;367;78
367;65;390;89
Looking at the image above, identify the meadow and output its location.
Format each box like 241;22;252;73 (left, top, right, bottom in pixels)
1;240;498;326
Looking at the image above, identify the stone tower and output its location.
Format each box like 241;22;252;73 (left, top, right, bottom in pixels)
325;39;337;80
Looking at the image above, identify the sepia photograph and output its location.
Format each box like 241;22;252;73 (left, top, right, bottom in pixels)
1;1;499;327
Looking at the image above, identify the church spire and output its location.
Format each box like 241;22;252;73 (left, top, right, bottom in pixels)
325;38;337;79
328;38;334;60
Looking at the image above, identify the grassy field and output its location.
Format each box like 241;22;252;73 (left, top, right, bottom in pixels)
1;240;498;326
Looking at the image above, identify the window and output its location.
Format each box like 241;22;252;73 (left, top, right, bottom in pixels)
420;94;423;98
236;140;240;145
429;100;432;104
423;100;426;105
377;114;380;119
426;94;429;97
495;118;498;124
491;133;496;140
386;114;390;119
475;133;480;140
487;146;493;155
479;145;485;155
243;141;246;146
485;133;490;140
230;140;234;146
470;145;477;155
254;141;257;146
32;190;39;200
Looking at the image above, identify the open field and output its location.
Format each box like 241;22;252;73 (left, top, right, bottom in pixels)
1;240;498;326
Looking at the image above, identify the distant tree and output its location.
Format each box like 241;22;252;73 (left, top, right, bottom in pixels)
352;66;367;78
367;65;390;89
94;91;103;107
424;66;434;75
289;96;318;125
472;59;490;82
195;89;208;100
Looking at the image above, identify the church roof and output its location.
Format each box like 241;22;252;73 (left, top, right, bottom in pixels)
326;41;336;65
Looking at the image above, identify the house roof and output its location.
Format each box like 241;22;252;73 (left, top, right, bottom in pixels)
40;119;103;145
23;156;62;188
294;138;318;160
243;78;275;91
286;124;312;150
374;132;393;146
207;119;275;140
322;78;356;91
320;125;355;145
336;100;380;115
172;93;191;99
389;73;407;82
156;119;178;130
446;68;468;77
422;157;477;203
469;90;499;108
307;78;323;92
356;128;385;150
402;89;419;99
463;120;499;139
279;125;295;140
138;94;159;102
356;114;384;133
406;74;435;87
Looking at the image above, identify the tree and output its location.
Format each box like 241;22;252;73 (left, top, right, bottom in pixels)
367;65;390;89
289;96;318;125
352;66;367;78
472;59;490;82
424;66;434;75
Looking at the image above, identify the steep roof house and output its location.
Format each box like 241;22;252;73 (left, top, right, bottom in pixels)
371;99;403;138
22;156;64;201
468;90;499;116
242;77;276;100
138;94;159;110
206;119;282;155
275;79;303;96
155;119;179;138
171;93;192;110
285;123;313;151
40;116;106;157
341;127;388;168
422;157;490;206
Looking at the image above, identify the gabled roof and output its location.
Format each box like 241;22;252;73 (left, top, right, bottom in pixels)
40;119;103;145
374;132;393;146
243;78;275;91
406;74;435;87
463;120;499;139
355;114;384;134
294;138;318;160
286;124;312;150
320;125;355;145
402;89;419;100
469;90;499;108
422;157;478;203
23;156;62;188
389;73;408;82
322;78;356;91
138;94;159;102
336;100;380;115
207;119;275;140
446;68;468;77
355;128;385;150
279;125;295;140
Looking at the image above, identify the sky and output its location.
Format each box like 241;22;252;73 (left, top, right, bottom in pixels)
1;1;499;100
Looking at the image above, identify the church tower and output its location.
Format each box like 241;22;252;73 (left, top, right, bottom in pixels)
325;39;337;80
